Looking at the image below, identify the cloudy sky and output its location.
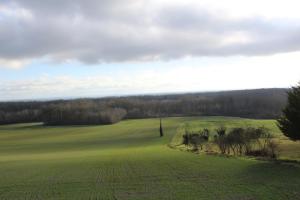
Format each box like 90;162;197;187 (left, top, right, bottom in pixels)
1;0;300;101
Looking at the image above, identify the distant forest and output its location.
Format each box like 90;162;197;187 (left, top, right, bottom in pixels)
0;88;288;125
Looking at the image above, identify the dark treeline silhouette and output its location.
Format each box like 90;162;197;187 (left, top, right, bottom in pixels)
0;88;288;125
42;101;127;125
0;101;43;125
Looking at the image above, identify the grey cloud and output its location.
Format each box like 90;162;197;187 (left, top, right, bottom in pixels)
1;0;300;67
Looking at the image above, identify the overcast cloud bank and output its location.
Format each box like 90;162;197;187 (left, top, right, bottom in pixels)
1;0;300;68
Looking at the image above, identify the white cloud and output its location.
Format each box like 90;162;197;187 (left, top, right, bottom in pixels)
1;52;300;101
171;0;300;19
0;2;33;20
0;58;30;69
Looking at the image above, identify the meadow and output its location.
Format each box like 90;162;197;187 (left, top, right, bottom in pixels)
0;117;300;200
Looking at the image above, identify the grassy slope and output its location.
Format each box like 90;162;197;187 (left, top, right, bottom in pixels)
0;117;299;200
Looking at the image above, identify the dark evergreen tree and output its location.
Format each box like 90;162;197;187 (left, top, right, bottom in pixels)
159;118;164;137
277;83;300;141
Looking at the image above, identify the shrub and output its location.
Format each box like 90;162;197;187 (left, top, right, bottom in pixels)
214;127;227;154
182;127;210;152
216;126;226;137
214;135;227;154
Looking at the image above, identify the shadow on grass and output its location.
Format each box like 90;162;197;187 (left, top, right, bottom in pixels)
0;123;44;130
236;160;300;188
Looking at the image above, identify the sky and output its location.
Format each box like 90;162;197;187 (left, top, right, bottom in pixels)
1;0;300;101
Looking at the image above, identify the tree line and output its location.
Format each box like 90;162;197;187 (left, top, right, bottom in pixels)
0;88;288;125
42;101;127;125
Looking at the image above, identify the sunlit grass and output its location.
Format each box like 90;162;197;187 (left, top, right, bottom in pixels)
0;117;299;199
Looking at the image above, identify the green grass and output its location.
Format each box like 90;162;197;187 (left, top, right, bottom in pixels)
0;117;300;199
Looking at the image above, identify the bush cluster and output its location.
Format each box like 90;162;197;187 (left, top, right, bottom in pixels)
182;126;279;159
214;127;278;158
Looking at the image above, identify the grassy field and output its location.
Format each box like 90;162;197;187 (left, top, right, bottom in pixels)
0;117;300;200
